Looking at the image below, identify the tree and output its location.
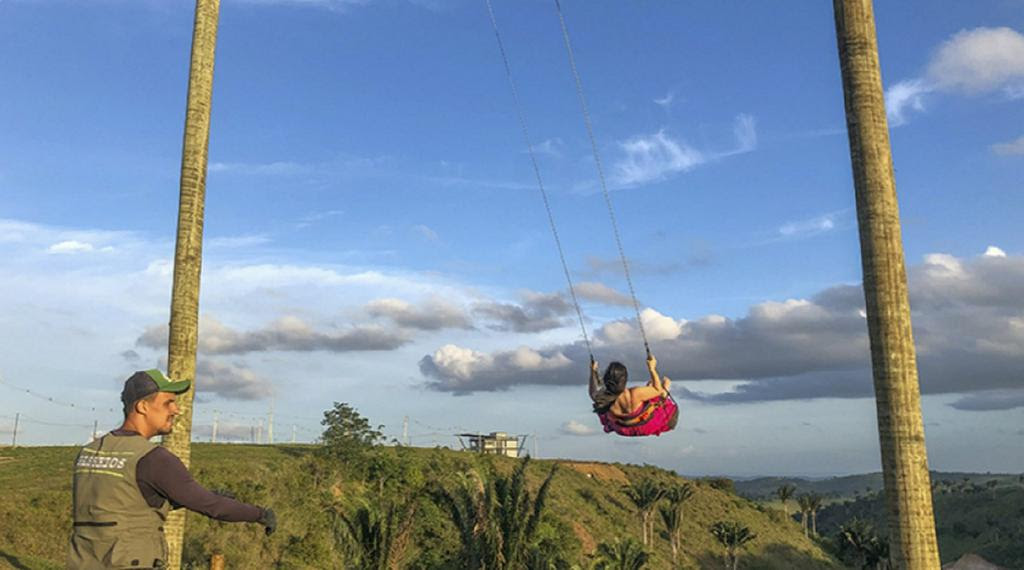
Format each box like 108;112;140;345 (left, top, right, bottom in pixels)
622;479;667;547
334;497;419;570
659;484;693;566
836;518;892;570
832;1;940;567
433;457;558;569
319;402;385;462
776;484;796;519
593;537;649;570
806;493;824;537
710;521;756;570
161;1;221;567
797;494;813;537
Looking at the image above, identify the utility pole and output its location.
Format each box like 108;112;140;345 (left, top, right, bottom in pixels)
92;420;98;441
832;1;940;567
291;424;296;444
11;413;19;447
533;433;538;458
257;418;264;444
211;411;219;443
402;416;409;446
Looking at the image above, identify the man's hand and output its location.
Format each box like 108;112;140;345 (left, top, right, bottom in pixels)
259;508;277;536
590;358;599;374
646;354;658;372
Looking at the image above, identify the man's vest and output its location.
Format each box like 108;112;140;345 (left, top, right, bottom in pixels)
67;433;171;569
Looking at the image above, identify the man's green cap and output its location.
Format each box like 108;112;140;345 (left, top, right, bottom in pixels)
121;369;191;412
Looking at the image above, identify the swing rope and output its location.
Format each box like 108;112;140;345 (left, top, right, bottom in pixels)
553;0;651;357
484;0;593;359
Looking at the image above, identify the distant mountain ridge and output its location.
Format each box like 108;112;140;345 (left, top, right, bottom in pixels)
734;471;1021;501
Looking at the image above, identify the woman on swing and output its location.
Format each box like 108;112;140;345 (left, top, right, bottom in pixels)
589;354;679;437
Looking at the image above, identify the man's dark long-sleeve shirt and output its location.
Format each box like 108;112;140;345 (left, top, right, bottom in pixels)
111;429;263;522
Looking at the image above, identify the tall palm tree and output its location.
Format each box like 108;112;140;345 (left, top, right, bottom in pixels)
796;494;812;537
161;1;221;568
334;498;419;570
593;537;649;570
776;484;796;519
433;457;557;569
806;494;823;537
659;484;693;566
709;521;756;570
622;479;667;547
832;1;940;568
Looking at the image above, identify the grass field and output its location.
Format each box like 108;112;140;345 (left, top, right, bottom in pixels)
0;443;841;569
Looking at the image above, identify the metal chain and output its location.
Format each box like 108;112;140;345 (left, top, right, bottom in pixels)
553;0;650;357
485;0;593;358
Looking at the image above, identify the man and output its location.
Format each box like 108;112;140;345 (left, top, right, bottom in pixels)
68;369;276;569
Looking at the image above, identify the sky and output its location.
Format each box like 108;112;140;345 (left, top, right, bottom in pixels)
1;0;1023;477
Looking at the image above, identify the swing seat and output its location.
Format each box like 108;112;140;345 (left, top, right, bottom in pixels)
597;394;679;437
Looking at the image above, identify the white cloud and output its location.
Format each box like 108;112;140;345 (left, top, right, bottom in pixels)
533;138;565;158
574;282;633;307
207;235;271;248
885;79;931;126
208;161;308;175
885;27;1024;125
47;240;95;254
778;212;841;239
926;27;1024;94
365;297;472;330
194;359;275;401
412;224;440;242
613;129;704;187
653;91;675;109
984;246;1007;258
561;420;597;436
990;135;1024;156
611;114;756;187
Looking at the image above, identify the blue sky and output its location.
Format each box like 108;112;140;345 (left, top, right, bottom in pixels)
1;0;1023;477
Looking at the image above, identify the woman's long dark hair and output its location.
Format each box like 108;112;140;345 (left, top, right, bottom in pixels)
592;362;628;413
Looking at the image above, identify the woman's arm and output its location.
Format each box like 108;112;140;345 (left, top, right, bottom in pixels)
646;354;665;393
588;358;602;401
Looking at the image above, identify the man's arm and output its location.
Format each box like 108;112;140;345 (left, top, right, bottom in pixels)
137;447;265;523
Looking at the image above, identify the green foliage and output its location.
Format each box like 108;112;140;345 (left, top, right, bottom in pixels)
319;401;385;463
621;479;667;546
710;521;756;570
593;537;649;570
829;518;891;570
333;496;419;569
432;457;559;569
704;477;736;494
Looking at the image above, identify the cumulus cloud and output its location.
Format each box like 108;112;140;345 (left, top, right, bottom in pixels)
195;359;275;400
138;315;410;355
653;91;675;109
365;297;472;330
885;27;1024;125
990;135;1024;156
419;344;572;392
574;282;633;306
472;291;573;333
926;27;1024;94
47;240;95;254
412;224;440;242
561;420;598;436
421;248;1024;411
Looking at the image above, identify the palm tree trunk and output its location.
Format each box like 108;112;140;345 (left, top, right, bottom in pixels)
832;1;940;568
811;511;817;537
161;1;220;568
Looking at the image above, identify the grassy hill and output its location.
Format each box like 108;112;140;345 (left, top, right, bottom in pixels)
0;444;840;569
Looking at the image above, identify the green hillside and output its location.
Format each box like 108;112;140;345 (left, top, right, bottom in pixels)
0;444;840;569
735;472;1022;502
813;480;1024;569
